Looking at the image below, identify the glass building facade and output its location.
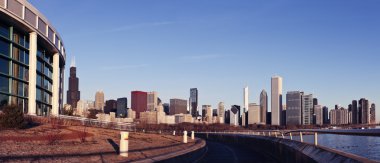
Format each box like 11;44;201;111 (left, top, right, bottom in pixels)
0;0;66;116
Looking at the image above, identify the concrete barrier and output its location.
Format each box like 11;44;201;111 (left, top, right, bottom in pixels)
196;133;376;163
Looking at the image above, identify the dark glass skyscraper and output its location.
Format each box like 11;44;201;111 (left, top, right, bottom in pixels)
323;106;329;124
352;100;358;124
117;97;128;118
286;91;302;126
131;91;147;119
66;60;80;109
260;90;268;124
190;88;198;117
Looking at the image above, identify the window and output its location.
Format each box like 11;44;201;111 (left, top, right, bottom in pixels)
0;93;9;107
24;84;28;97
24;67;29;81
18;82;23;96
36;74;42;87
0;57;9;74
0;75;9;93
44;65;51;78
37;49;43;58
0;24;9;38
37;60;43;72
0;39;10;56
24;51;29;65
36;88;42;101
12;46;20;61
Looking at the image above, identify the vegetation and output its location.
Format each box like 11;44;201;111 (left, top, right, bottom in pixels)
0;105;27;129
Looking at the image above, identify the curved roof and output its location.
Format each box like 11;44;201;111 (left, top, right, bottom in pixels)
0;0;66;61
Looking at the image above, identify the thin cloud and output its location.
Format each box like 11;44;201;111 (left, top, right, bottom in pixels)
100;64;149;71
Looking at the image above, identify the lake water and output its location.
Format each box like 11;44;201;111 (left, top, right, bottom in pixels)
291;128;380;161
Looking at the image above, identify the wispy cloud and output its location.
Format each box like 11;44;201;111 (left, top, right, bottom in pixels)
180;54;229;61
100;64;149;71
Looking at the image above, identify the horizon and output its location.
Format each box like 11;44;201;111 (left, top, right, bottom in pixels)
29;0;380;122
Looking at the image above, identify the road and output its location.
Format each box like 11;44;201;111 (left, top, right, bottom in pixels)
197;141;278;163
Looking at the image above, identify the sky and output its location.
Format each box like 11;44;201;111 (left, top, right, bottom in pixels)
29;0;380;121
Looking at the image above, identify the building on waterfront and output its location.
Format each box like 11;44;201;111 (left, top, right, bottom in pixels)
312;98;318;124
116;97;128;118
286;91;303;126
352;100;358;124
104;99;116;114
147;91;158;112
224;110;230;124
359;98;370;124
163;103;170;115
230;106;239;126
190;88;198;117
0;0;66;116
271;76;283;126
76;100;94;117
131;91;147;119
248;103;260;125
323;106;329;124
95;91;105;110
218;102;225;124
169;98;187;115
370;103;376;124
66;58;80;109
260;90;268;124
330;107;349;125
244;86;249;116
314;105;323;125
302;94;313;125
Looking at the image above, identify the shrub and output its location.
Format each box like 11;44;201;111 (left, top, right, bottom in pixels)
0;105;27;129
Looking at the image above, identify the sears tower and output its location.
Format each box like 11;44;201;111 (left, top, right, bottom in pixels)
67;58;80;108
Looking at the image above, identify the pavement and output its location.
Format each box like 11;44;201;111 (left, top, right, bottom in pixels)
197;141;278;163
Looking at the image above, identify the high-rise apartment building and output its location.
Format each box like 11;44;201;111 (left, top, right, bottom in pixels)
95;91;104;110
66;58;80;109
244;86;249;116
147;91;158;112
169;98;187;115
302;94;313;125
286;91;303;126
248;103;260;125
260;90;268;124
359;98;370;124
218;102;225;121
323;106;329;124
314;105;323;125
131;91;147;119
352;100;358;124
271;76;282;126
370;103;376;124
117;97;128;118
190;88;198;117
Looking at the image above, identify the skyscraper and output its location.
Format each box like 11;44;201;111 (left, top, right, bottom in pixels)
244;86;249;116
131;91;148;119
248;103;260;124
218;102;225;121
314;105;323;125
359;98;369;124
169;99;187;115
260;90;268;125
190;88;198;117
370;103;376;124
323;106;329;124
302;94;313;125
104;99;117;114
286;91;303;126
352;100;358;124
271;76;282;126
147;91;158;112
117;98;128;118
66;58;80;109
312;98;318;124
95;91;104;110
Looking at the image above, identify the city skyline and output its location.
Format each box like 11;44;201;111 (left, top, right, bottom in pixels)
29;0;380;122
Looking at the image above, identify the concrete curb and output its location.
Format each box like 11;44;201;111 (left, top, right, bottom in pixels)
131;138;206;163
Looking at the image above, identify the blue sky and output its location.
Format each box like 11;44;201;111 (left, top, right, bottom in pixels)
30;0;380;121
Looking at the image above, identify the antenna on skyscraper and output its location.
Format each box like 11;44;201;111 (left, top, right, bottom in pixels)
70;56;76;67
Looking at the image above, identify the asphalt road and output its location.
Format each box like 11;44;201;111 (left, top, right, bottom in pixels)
197;141;278;163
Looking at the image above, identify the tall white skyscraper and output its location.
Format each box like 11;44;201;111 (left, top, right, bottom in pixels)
271;76;283;126
244;86;249;115
147;91;158;112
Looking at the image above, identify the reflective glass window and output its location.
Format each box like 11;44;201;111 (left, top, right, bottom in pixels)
0;57;9;74
18;82;23;96
0;93;9;107
0;75;9;93
24;51;29;65
0;39;10;56
11;79;18;95
36;74;42;87
0;25;10;38
36;88;42;101
37;60;43;72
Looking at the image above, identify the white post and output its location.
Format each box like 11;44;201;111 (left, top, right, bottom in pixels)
191;131;195;140
183;131;188;143
290;132;293;140
173;131;176;136
282;133;285;139
51;53;60;116
314;132;318;146
120;132;129;157
300;132;303;142
28;32;37;115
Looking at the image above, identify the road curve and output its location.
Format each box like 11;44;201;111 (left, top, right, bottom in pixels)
197;141;278;163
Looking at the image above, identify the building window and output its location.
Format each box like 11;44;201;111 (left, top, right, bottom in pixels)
0;57;9;74
0;39;10;56
0;93;9;108
0;24;10;39
0;75;9;93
